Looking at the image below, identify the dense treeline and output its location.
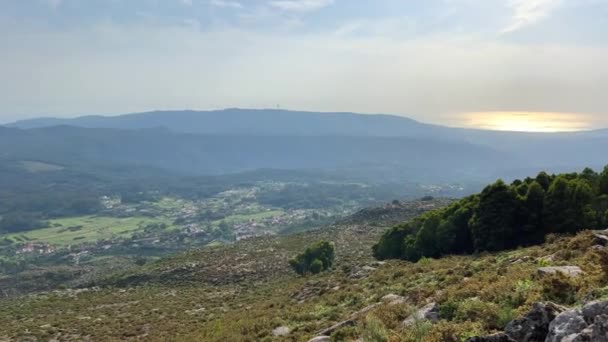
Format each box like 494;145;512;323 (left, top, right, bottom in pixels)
373;166;608;261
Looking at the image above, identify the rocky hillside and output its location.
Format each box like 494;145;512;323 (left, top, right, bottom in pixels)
3;200;608;341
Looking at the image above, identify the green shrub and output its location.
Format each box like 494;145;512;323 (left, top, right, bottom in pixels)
540;273;581;305
361;315;389;342
289;241;335;275
454;299;500;330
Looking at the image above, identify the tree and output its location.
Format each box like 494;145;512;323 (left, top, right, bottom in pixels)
544;176;595;234
289;241;335;275
536;171;553;191
600;166;608;195
521;181;545;243
469;180;521;251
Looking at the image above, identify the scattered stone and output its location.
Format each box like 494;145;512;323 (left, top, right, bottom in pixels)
272;326;291;336
538;254;557;263
510;256;533;265
537;266;584;278
382;294;405;303
504;302;566;342
545;309;587;342
349;266;377;279
593;231;608;246
402;302;440;327
465;333;515;342
308;336;330;342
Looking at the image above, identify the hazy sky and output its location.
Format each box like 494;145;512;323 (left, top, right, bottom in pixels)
1;0;607;130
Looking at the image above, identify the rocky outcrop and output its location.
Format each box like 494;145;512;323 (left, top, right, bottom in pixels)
504;302;566;342
468;300;608;342
545;310;587;342
537;266;584;278
402;302;440;327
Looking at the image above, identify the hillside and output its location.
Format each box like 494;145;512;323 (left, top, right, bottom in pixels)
0;126;509;181
3;198;608;341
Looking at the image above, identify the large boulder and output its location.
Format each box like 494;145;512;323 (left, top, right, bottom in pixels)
402;302;440;327
504;302;566;341
537;266;584;278
545;310;588;342
571;314;608;341
582;300;608;324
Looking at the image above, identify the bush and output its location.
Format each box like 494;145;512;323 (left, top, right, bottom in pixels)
540;273;580;305
289;241;335;275
454;299;500;330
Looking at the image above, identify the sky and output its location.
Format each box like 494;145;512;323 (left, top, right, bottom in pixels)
1;0;607;131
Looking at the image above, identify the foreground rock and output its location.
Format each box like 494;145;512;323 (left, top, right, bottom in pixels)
545;310;587;342
504;302;566;342
470;300;608;342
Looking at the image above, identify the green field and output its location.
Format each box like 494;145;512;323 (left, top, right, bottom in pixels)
3;216;173;246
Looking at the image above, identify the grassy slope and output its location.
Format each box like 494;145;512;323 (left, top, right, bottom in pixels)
2;199;608;341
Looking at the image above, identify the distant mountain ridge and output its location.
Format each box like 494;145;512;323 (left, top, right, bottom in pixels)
4;109;608;182
7;108;462;138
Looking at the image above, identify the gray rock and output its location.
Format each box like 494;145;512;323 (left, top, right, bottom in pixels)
382;293;406;305
593;232;608;246
568;314;608;341
537;266;584;278
504;302;566;342
308;336;330;342
582;301;608;324
465;333;515;342
402;302;440;327
382;293;404;302
545;309;588;342
585;314;608;340
272;326;291;336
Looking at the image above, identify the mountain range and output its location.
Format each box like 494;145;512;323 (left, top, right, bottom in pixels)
4;108;608;182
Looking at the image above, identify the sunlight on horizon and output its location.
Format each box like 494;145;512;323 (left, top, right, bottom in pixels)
461;112;593;132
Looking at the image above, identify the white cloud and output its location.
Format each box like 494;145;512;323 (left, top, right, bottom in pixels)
269;0;334;12
502;0;564;33
181;0;193;6
210;0;243;9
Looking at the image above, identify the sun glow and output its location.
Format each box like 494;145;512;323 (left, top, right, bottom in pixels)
463;112;592;132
